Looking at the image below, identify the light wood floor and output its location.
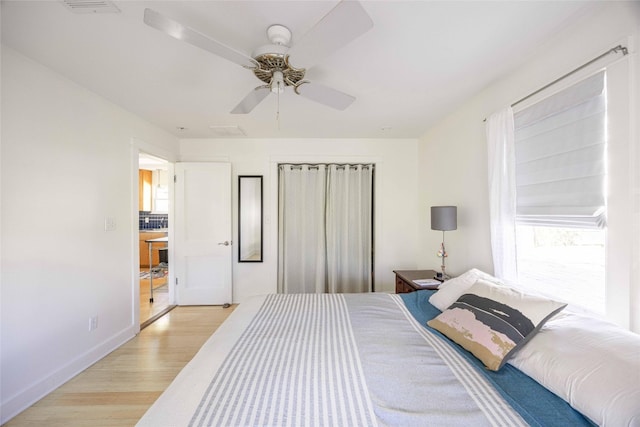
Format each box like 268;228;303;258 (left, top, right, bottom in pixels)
139;272;171;325
4;305;236;427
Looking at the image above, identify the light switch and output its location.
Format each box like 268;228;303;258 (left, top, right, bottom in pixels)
104;217;117;231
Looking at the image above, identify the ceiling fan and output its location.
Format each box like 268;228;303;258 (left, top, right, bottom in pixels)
143;1;373;114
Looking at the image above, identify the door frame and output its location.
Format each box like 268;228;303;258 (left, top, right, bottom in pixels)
130;138;177;332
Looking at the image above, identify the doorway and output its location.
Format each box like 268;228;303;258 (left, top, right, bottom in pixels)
138;152;174;327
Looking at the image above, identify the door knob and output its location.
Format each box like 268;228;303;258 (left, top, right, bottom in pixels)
218;241;231;246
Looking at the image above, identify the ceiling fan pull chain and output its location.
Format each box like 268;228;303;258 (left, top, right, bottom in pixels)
276;82;280;130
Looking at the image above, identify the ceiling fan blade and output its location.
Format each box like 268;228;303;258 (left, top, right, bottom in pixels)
296;82;355;110
231;86;271;114
286;0;373;69
143;8;257;69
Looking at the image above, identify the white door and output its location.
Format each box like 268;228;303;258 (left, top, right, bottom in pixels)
174;162;232;305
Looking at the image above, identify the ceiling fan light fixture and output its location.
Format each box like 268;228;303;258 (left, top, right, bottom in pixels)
270;70;285;94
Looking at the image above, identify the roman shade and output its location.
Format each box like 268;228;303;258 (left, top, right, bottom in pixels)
513;71;606;229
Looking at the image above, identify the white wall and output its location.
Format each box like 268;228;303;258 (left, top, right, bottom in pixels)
0;47;179;422
418;2;640;331
179;138;420;302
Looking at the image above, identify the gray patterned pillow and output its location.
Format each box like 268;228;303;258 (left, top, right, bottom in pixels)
428;279;567;371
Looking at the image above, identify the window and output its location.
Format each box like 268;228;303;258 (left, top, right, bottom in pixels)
154;185;169;213
489;48;635;329
513;72;606;312
515;226;605;313
152;169;169;213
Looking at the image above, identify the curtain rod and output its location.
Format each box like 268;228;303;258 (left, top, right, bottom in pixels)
483;44;628;122
280;163;374;170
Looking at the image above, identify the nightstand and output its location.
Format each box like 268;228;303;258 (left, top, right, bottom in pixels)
393;269;440;293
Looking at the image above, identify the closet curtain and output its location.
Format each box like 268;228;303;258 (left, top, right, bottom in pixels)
277;163;373;294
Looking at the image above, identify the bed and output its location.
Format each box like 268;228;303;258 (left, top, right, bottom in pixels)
137;270;640;426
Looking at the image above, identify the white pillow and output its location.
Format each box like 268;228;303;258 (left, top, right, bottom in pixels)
428;268;503;311
508;311;640;426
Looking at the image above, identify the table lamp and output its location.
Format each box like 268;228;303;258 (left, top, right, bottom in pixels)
431;206;457;280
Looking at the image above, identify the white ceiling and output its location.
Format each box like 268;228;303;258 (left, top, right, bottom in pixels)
1;0;598;139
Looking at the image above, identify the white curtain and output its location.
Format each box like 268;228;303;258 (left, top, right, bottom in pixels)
278;164;373;294
486;107;518;282
326;164;373;293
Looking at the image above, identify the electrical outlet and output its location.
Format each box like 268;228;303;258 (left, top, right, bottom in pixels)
104;217;116;231
89;316;98;331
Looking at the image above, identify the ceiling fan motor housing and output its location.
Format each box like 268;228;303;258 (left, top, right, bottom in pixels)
251;25;306;90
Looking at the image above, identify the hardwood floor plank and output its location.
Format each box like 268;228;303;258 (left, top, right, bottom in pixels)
139;275;170;325
4;305;235;427
37;391;160;406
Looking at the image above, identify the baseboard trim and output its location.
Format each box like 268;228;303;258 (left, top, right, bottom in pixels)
0;325;137;424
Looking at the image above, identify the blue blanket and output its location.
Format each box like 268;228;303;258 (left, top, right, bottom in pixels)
401;290;595;427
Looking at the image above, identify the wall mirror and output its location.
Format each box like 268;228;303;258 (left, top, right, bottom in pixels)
238;175;263;262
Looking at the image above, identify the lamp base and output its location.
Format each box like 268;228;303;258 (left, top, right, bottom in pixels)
437;265;451;281
436;239;451;281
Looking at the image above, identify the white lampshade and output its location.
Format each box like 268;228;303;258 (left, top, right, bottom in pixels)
431;206;457;231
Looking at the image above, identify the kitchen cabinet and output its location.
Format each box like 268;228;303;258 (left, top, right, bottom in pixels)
139;169;152;211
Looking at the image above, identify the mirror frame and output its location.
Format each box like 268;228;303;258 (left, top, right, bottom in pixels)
238;175;263;263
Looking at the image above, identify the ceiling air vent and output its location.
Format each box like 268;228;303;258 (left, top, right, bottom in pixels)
209;126;246;137
61;0;120;13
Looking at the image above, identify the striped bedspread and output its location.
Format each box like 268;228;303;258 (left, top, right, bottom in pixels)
138;293;527;426
190;294;376;426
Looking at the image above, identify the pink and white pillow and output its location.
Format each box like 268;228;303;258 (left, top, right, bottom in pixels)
428;279;566;371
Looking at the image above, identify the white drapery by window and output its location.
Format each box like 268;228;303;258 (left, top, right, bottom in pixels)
277;164;373;294
486;107;518;282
